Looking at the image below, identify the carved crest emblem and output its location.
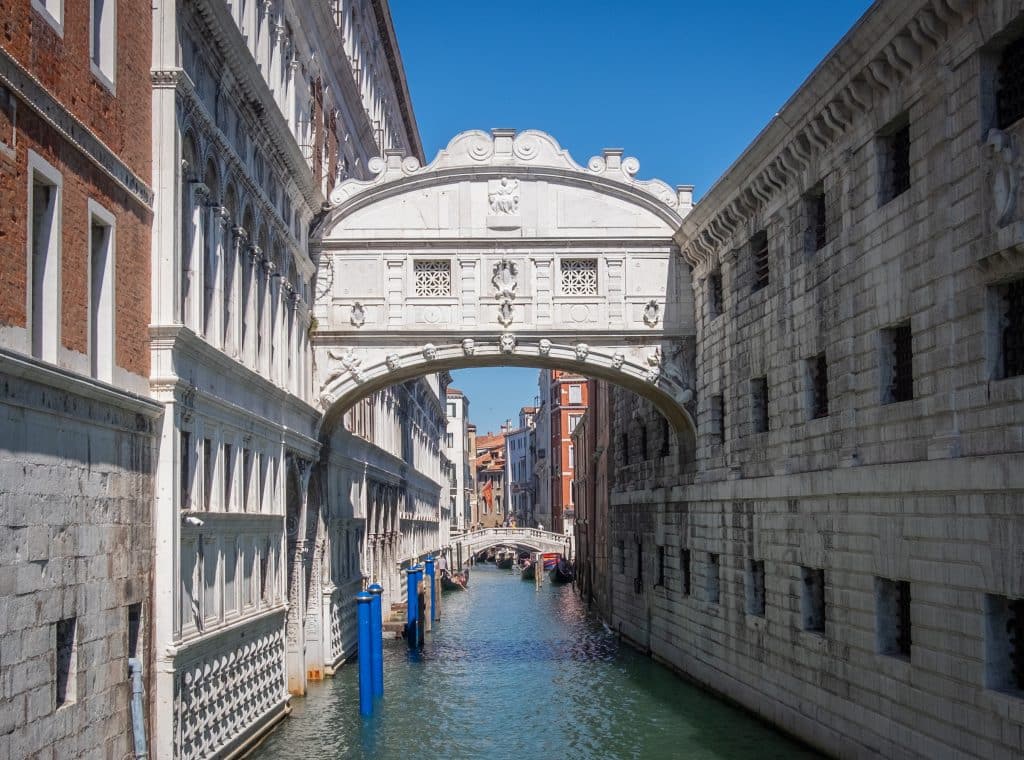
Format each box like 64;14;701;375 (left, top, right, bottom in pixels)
498;299;514;327
350;302;366;328
488;177;520;215
492;259;519;300
643;299;660;327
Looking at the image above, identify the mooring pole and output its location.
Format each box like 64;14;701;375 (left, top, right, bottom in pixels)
424;555;436;624
406;565;421;649
367;583;384;699
356;592;373;716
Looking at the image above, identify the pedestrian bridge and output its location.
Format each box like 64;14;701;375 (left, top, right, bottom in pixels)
453;527;572;557
311;128;698;437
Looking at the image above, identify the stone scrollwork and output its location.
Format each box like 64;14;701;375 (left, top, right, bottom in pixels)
500;333;517;354
643;299;661;327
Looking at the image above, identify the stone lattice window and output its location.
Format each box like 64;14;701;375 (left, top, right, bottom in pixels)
998;34;1024;129
413;259;452;296
750;230;769;291
560;258;598;295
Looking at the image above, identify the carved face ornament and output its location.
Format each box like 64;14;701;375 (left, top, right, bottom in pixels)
500;333;517;354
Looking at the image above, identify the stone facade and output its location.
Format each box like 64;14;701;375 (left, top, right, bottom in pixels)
588;1;1024;757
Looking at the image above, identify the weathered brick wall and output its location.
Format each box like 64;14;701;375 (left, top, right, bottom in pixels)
0;0;152;375
600;2;1024;757
0;359;159;759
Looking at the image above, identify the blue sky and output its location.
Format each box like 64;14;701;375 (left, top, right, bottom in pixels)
389;0;871;434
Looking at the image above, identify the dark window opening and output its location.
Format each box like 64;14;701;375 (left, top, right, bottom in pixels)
876;578;911;658
55;617;77;708
985;594;1024;693
656;546;666;587
659;416;671;457
639;424;648;460
202;438;213;510
751;230;769;291
883;323;914;403
620;433;629;465
751;377;769;434
801;567;826;634
127;603;142;660
712;394;725;443
809;354;829;419
618;540;625;575
805;184;828;252
746;560;766;617
180;431;192;509
997;34;1024;129
709;271;723;318
708;553;721;604
997;279;1024;378
681;549;692;596
881;120;911;204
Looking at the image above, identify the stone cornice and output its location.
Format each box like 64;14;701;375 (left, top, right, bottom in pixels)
677;0;971;269
0;46;154;208
369;0;425;162
188;0;324;212
157;67;315;282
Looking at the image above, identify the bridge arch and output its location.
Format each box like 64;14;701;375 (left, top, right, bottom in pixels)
455;528;573;558
311;128;697;436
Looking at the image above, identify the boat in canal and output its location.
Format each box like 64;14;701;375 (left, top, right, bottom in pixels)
521;559;535;580
549;557;575;584
441;568;469;591
496;551;513;569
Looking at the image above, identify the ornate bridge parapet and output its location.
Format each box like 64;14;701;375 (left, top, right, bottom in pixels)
312;128;698;433
454;527;573;558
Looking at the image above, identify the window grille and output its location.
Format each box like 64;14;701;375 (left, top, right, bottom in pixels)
751;377;769;433
659;416;671;456
806;185;828;252
885;123;911;201
802;567;826;633
681;549;691;596
746;560;766;617
1002;279;1024;378
985;594;1024;692
885;324;914;403
709;272;723;318
560;258;598;295
809;354;829;419
751;230;769;291
998;35;1024;129
413;260;451;296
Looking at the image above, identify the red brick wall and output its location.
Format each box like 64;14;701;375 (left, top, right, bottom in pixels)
0;0;152;376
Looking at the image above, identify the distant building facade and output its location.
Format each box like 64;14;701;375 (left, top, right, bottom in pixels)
541;370;589;534
474;430;507;527
505;406;537;527
446;388;473;532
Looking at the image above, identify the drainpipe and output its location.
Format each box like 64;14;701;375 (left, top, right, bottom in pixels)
128;657;148;759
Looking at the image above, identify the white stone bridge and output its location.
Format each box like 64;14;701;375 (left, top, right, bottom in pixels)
311;128;698;437
453;527;572;559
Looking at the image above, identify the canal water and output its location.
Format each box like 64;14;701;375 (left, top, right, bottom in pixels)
250;564;822;759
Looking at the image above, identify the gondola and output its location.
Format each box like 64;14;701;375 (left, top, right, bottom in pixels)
440;569;469;591
496;554;513;569
549;557;575;584
520;560;535;580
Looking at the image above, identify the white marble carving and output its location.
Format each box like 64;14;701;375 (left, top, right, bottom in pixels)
461;338;476;356
489;178;520;215
422;343;438;361
575;343;590;361
500;333;517;354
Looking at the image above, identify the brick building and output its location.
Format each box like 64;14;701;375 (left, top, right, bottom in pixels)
0;1;160;758
540;369;589;535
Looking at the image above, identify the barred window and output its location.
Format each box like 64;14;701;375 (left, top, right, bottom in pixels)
881;121;911;203
708;271;723;318
881;323;914;403
994;279;1024;379
751;376;769;433
750;230;769;291
997;34;1024;129
808;353;829;419
413;260;452;297
560;258;598;295
805;184;829;252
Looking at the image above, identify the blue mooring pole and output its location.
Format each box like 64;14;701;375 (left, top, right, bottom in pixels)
367;583;384;699
356;591;373;716
406;565;421;649
424;555;436;624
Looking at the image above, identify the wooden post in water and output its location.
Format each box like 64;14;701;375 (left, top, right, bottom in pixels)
535;552;541;590
422;577;432;635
